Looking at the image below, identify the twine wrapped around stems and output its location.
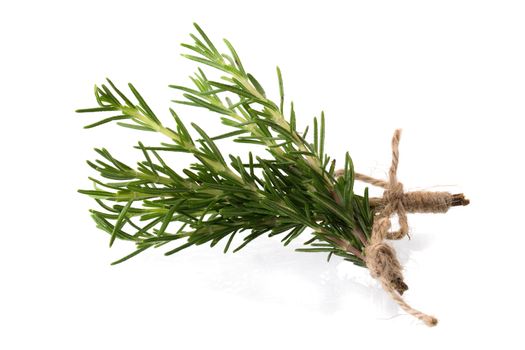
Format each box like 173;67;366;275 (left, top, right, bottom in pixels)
336;129;469;326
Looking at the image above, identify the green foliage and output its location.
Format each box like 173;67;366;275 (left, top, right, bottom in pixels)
77;23;372;266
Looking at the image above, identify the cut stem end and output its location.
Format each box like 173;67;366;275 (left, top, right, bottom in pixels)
451;193;470;206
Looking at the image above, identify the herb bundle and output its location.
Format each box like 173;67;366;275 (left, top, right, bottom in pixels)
77;24;468;326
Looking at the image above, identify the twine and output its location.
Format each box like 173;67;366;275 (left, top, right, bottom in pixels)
335;129;468;327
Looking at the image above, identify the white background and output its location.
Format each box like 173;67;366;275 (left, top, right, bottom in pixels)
1;0;524;348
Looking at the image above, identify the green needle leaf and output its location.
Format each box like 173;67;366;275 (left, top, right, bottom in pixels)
111;246;150;265
110;200;133;247
277;66;284;113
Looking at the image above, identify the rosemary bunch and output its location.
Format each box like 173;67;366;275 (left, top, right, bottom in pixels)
77;23;372;266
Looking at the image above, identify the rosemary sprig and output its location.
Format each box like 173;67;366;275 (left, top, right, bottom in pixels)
77;23;372;266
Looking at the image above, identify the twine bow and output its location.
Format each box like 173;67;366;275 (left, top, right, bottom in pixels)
340;129;469;327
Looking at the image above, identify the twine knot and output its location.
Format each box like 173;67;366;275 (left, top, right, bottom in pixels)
384;182;404;202
365;239;408;295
